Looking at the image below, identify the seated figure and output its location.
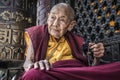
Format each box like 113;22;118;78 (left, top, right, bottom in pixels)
21;3;120;80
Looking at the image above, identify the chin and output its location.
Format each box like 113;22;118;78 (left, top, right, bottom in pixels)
50;32;59;37
53;35;60;39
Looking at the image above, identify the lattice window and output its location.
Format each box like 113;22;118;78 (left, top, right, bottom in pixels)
74;0;120;63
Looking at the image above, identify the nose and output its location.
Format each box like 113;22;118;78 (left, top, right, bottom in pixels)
53;19;59;27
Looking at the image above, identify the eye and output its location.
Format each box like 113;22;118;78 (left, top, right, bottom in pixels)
50;16;55;20
59;18;66;22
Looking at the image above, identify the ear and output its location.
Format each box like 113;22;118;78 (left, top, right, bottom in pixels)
67;20;76;31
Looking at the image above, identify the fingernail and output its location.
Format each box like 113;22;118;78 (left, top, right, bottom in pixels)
41;67;44;70
46;68;49;70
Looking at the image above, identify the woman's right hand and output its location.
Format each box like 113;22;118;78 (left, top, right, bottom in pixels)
27;60;51;71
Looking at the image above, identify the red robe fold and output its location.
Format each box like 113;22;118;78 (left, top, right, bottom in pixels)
22;25;120;80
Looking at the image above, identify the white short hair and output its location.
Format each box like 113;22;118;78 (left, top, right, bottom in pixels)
50;3;75;21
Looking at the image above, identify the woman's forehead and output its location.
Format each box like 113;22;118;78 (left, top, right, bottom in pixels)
50;7;69;16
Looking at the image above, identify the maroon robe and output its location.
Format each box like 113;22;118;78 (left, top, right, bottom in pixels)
21;25;120;80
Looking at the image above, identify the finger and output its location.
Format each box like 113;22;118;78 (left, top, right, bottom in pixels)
91;44;104;52
97;43;104;50
89;43;95;47
44;60;50;70
94;43;104;48
27;64;34;70
94;53;104;58
93;51;104;57
34;62;39;69
92;48;104;52
39;60;45;70
90;43;104;51
89;42;95;46
90;44;98;50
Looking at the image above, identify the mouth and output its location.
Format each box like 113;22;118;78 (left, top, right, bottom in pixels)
52;28;60;33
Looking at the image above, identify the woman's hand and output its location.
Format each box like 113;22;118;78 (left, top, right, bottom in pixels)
27;60;51;71
34;60;51;70
89;43;104;58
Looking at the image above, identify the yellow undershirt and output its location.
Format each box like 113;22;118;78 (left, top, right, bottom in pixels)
46;35;74;64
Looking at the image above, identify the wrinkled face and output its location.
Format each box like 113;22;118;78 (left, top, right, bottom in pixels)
47;7;71;39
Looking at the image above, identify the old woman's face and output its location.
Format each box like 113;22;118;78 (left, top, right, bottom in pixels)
47;6;71;39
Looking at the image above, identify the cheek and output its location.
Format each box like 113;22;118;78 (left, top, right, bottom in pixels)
47;19;53;25
60;27;68;35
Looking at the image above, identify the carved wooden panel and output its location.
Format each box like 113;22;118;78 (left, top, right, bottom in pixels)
0;0;37;60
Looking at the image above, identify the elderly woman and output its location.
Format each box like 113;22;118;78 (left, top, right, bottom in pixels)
21;3;120;80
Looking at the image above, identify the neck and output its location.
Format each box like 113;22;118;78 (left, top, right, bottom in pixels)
55;38;60;42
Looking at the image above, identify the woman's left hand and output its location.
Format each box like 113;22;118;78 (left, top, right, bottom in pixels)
89;43;104;58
